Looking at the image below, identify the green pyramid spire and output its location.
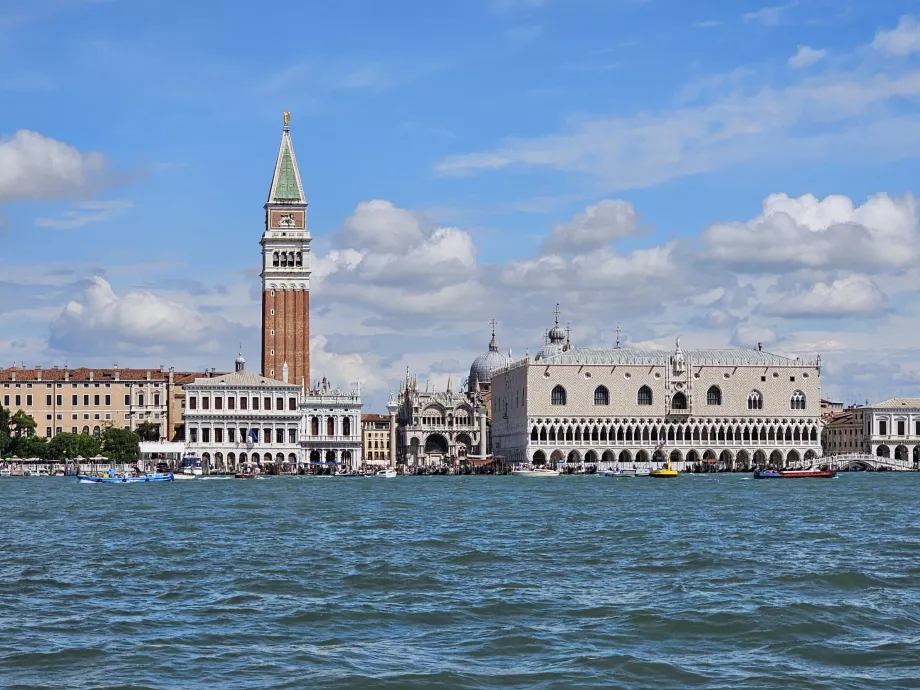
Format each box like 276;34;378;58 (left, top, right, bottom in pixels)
267;113;305;204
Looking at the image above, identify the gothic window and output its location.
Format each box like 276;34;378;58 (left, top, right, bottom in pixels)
531;427;538;441
551;385;567;405
707;385;722;406
637;385;653;406
594;385;610;405
790;390;806;410
671;392;688;410
748;391;763;410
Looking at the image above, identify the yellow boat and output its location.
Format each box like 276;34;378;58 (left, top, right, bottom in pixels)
650;457;679;478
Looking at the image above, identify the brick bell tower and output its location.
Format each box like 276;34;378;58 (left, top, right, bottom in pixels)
261;112;311;386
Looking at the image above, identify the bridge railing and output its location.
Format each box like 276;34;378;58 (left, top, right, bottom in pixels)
789;452;916;471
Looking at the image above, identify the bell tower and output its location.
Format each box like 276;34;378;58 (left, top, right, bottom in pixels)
261;112;311;386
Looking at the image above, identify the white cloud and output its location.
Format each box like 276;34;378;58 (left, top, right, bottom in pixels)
761;275;887;318
435;69;920;190
35;200;132;229
702;192;919;272
744;3;796;26
49;277;222;353
0;130;105;201
541;199;639;252
873;14;920;56
788;45;826;69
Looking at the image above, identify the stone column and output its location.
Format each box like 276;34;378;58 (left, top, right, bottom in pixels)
477;405;488;456
386;395;398;469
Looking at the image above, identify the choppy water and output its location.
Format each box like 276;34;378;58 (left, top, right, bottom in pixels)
2;475;920;689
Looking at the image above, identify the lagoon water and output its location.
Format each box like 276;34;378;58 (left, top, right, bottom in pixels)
2;474;920;689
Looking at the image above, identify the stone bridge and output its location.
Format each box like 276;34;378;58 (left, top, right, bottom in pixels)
787;452;917;472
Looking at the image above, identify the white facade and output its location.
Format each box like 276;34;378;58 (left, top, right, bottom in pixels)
862;398;920;466
183;369;363;471
491;332;824;470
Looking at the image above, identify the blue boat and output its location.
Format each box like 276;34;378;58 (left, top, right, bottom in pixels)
754;470;783;479
78;471;174;484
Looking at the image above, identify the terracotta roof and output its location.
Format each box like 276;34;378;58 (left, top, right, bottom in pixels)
362;413;390;422
0;367;220;384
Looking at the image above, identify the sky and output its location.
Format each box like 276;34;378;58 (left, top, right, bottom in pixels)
2;0;920;412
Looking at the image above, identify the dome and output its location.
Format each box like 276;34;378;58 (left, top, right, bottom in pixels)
468;329;509;391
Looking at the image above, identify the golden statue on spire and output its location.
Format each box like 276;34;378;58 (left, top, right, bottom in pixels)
283;111;291;125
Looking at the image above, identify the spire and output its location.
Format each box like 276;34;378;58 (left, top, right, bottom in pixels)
615;322;621;349
235;346;245;373
488;317;498;352
267;112;306;204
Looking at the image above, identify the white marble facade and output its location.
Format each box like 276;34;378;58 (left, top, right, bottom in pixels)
491;327;824;470
183;364;362;471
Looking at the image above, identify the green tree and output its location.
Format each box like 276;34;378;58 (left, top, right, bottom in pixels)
76;433;101;459
10;409;36;438
48;433;81;461
101;427;140;463
0;406;10;456
10;435;50;460
135;421;161;442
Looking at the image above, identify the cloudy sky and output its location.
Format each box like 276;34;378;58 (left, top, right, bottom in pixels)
2;0;920;411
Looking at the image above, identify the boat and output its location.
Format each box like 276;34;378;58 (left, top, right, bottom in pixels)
78;472;174;484
635;468;651;477
603;467;637;477
650;457;678;478
754;468;837;479
234;472;261;479
0;467;10;478
179;451;204;478
34;467;51;477
376;468;398;478
511;465;560;477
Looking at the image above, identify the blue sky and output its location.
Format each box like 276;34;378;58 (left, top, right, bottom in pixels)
3;0;920;411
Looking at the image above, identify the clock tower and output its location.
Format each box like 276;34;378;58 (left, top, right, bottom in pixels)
261;112;311;386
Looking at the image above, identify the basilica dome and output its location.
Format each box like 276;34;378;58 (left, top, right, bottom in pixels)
469;331;509;392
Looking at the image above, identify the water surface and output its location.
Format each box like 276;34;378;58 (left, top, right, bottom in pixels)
2;474;919;689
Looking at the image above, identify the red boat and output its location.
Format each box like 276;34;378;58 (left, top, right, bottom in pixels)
754;469;836;479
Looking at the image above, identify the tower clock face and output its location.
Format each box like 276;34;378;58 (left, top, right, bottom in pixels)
269;209;304;229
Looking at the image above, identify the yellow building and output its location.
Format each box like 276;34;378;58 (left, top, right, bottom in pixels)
0;365;215;441
362;413;391;467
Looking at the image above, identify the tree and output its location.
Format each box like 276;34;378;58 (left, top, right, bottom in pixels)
49;433;81;461
135;421;161;442
101;427;140;463
0;406;10;456
10;436;50;460
76;433;101;459
10;409;36;438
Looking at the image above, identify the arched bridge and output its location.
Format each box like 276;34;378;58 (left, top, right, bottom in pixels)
788;452;916;472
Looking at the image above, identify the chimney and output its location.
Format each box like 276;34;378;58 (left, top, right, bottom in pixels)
10;372;15;382
89;371;94;382
757;342;762;351
36;366;42;382
146;370;151;381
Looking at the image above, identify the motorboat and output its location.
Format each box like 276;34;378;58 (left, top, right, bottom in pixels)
78;471;174;484
754;468;837;479
0;467;11;478
650;458;678;478
34;467;51;477
602;467;637;477
180;452;204;478
635;468;651;477
376;468;398;478
511;465;560;477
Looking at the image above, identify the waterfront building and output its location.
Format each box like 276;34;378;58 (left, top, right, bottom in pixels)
181;115;363;472
0;365;213;441
362;413;391;467
394;326;502;467
861;398;920;466
821;404;866;456
490;311;824;470
183;355;362;471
